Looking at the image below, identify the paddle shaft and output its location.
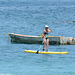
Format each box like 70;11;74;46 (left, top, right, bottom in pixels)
38;41;44;50
36;41;44;54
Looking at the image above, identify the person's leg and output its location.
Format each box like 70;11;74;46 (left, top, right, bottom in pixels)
46;39;49;52
43;38;46;51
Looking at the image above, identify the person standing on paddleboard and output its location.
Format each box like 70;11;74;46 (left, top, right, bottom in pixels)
42;25;52;52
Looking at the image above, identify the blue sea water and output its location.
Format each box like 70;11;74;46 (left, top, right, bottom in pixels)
0;0;75;75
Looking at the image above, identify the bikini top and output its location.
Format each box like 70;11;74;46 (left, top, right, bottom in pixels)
44;32;48;35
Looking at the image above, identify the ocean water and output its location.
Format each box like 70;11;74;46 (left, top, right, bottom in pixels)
0;0;75;75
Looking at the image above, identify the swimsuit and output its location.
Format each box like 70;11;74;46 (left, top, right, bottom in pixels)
44;32;48;35
44;32;48;39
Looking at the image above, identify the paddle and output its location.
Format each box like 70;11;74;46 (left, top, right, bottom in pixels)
36;41;44;54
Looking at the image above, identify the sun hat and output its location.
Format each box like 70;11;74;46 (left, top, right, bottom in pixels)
45;25;49;28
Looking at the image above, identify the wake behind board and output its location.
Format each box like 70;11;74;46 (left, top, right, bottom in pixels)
25;50;68;54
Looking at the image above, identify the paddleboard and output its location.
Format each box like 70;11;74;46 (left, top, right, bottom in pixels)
25;50;68;54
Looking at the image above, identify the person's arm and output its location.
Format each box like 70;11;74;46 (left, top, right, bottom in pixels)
42;30;45;38
48;28;52;32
